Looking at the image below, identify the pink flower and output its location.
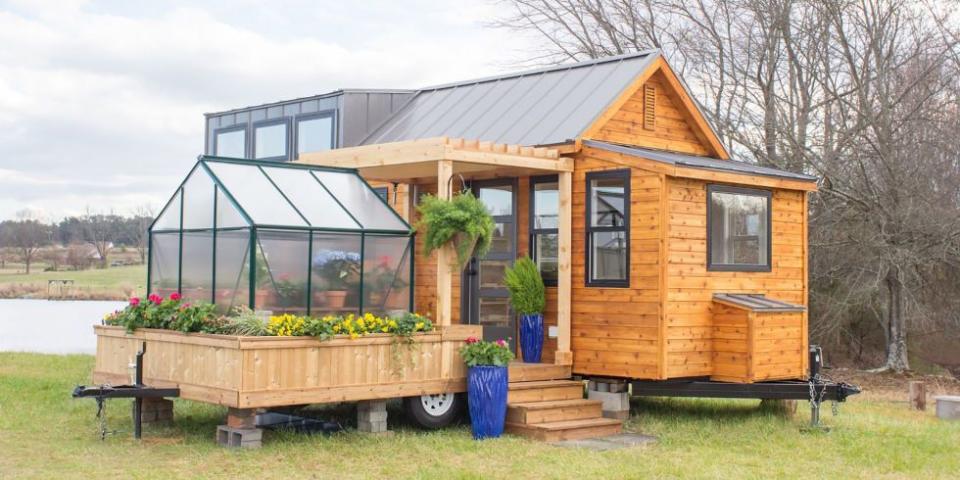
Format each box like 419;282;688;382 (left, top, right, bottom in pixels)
148;294;163;305
465;336;479;344
169;292;182;301
129;297;140;306
496;339;507;347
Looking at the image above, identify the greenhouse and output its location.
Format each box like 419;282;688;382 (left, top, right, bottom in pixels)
148;157;414;316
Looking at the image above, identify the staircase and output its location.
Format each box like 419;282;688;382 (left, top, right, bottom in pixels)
504;363;623;442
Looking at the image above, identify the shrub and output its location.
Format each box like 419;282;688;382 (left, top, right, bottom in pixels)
219;307;269;336
416;191;495;270
460;337;514;367
104;293;219;334
503;256;545;315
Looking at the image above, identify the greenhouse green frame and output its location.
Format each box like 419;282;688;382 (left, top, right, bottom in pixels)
147;156;415;316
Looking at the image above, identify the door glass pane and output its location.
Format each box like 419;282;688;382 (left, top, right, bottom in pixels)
478;185;512;216
180;231;213;303
488;222;513;255
311;233;363;316
256;230;309;314
478;297;511;327
261;166;359;229
215;229;250;313
206;162;307;226
590;177;626;227
533;181;559;229
479;259;511;289
216;129;245;158
255;123;287;159
591;231;627;281
297;116;333;155
533;233;558;284
149;232;180;297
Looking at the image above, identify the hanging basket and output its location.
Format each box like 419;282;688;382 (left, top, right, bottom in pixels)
450;232;480;270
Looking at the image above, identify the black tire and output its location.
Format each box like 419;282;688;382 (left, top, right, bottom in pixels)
403;392;465;429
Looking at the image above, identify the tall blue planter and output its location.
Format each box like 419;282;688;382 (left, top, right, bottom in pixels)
519;313;544;363
467;365;508;439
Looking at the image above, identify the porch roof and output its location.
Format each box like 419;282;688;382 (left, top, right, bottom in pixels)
295;137;572;183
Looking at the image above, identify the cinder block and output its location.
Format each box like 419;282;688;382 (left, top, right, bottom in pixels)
935;396;960;420
357;420;388;433
356;400;389;433
357;400;388;413
588;390;630;418
358;410;388;422
216;425;263;448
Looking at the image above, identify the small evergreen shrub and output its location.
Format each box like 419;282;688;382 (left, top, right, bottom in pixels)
503;256;545;315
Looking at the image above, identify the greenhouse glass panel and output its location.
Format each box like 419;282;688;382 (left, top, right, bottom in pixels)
310;233;362;316
256;230;309;314
215;188;248;228
362;235;412;316
215;229;250;313
181;168;214;229
180;231;214;302
205;162;307;227
260;166;359;229
153;190;181;231
312;171;406;230
149;232;180;297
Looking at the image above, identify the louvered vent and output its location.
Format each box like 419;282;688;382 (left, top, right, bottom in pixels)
643;84;656;130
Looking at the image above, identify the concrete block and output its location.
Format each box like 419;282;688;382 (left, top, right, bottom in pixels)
588;390;630;411
216;425;263;448
356;400;389;433
358;410;388;423
357;420;388;433
935;395;960;420
140;398;174;424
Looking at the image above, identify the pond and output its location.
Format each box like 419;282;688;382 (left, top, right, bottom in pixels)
0;299;126;354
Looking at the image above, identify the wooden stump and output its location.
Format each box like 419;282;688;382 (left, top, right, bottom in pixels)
909;381;926;411
226;408;257;429
760;399;798;418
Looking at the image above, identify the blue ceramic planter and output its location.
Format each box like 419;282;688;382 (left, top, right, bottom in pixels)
519;313;544;363
467;365;508;439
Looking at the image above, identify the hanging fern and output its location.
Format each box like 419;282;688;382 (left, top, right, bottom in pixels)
417;190;495;270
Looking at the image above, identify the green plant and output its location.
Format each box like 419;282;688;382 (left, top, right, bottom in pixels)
417;191;495;270
503;256;545;315
168;303;219;333
219;307;268;336
460;337;514;367
104;293;221;334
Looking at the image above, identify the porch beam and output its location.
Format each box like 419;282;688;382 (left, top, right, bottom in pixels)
436;160;454;326
555;170;573;366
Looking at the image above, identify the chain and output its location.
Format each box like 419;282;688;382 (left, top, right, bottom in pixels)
808;373;841;422
94;384;117;440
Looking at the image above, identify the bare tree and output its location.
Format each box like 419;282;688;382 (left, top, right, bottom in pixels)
129;204;155;265
80;208;121;269
0;211;52;274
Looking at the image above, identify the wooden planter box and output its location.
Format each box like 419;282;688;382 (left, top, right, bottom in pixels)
93;324;480;409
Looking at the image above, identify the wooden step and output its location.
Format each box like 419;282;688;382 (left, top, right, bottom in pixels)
506;399;603;424
508;362;572;382
505;417;623;442
507;380;584;403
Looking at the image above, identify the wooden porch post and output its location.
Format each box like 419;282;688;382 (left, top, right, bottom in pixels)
436;160;453;326
555;170;573;365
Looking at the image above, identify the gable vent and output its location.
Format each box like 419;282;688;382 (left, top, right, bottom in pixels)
643;84;656;131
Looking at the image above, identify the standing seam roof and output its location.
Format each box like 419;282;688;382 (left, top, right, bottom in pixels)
360;50;660;147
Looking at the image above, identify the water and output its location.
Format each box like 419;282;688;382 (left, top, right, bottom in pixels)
0;299;126;354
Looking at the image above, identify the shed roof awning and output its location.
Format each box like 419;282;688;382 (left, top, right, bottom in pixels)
150;157;411;234
713;294;806;313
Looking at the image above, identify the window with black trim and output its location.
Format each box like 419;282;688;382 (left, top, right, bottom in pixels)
295;112;336;158
253;119;289;161
586;169;630;287
214;125;246;158
707;184;771;272
529;176;558;286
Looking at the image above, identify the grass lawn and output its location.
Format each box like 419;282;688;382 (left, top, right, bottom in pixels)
0;264;145;299
1;354;958;479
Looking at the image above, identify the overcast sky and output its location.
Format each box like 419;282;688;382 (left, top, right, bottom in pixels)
0;0;538;221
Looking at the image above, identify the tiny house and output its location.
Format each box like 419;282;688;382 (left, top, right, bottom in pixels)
95;49;819;443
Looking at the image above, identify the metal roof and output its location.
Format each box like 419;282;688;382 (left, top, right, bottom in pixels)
584;140;818;182
714;294;806;312
361;50;660;147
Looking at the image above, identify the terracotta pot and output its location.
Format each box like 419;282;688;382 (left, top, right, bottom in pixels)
254;289;275;308
326;290;348;309
312;291;328;307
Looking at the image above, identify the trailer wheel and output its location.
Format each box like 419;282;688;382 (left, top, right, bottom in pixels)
404;393;463;429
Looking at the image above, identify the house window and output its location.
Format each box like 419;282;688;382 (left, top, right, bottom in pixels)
707;184;771;272
585;170;630;287
253;120;289;161
296;112;335;158
372;187;389;202
529;176;558;286
214;126;246;158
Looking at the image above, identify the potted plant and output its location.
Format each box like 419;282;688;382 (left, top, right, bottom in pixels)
312;249;361;309
504;256;546;363
460;337;514;439
417;191;495;270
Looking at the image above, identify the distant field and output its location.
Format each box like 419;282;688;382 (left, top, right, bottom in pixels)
0;263;146;300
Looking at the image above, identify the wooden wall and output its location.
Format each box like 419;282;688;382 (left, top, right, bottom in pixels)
589;70;712;157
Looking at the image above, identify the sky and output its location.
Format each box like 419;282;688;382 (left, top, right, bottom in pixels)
0;0;539;221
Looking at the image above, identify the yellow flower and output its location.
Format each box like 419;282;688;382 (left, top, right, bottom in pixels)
381;326;389;333
415;321;425;330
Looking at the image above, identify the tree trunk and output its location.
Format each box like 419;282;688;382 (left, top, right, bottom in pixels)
884;267;910;372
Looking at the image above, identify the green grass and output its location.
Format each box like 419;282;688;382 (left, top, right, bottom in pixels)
1;353;957;479
0;264;145;299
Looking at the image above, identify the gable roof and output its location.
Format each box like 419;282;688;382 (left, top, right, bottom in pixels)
360;50;659;147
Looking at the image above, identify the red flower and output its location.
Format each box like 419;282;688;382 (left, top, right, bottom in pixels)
378;255;392;268
129;297;141;306
169;292;182;301
148;294;163;305
465;336;479;344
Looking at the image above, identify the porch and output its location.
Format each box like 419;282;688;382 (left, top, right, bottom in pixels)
297;137;575;366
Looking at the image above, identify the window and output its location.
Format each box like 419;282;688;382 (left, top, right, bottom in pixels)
707;185;771;272
372;186;389;202
296;112;335;158
253;120;288;161
529;176;558;286
585;170;630;287
214;126;246;158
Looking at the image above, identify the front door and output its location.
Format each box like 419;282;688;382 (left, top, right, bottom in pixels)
462;179;517;349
